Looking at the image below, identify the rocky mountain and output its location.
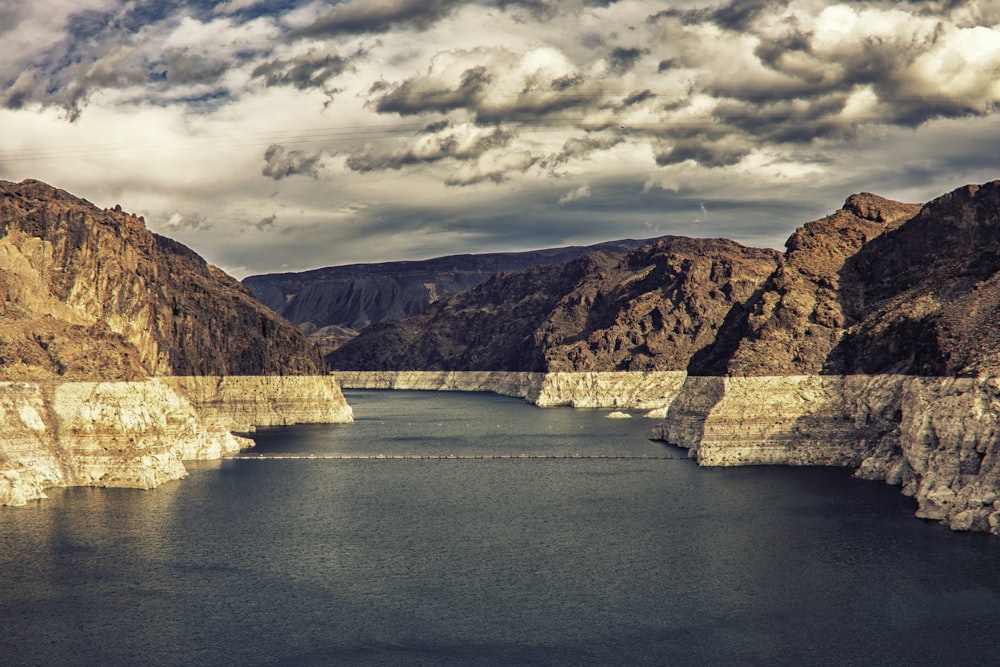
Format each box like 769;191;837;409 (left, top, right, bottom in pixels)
242;239;658;354
690;182;1000;377
688;192;923;375
0;179;352;506
0;178;324;379
327;237;781;372
331;181;1000;536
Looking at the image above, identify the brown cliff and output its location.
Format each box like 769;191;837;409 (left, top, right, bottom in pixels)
0;179;324;379
0;179;351;505
327;237;780;372
689;193;922;375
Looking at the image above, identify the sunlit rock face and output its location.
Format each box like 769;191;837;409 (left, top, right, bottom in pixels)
0;178;326;379
658;182;1000;535
0;179;352;504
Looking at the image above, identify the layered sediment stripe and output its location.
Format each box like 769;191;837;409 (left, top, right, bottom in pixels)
0;376;354;505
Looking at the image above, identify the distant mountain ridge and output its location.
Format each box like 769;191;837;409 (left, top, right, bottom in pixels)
242;239;660;354
328;183;1000;378
327;237;781;372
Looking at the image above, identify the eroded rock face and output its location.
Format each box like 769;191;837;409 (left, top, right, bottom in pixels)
242;239;658;355
656;181;1000;534
0;179;352;504
328;237;780;373
0;179;325;378
689;193;922;375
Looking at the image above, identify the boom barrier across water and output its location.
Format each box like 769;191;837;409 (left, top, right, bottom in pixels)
223;453;678;460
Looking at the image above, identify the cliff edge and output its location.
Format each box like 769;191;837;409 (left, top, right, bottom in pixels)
0;179;352;504
661;181;1000;534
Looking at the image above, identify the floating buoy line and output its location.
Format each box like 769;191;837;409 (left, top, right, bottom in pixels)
223;453;678;460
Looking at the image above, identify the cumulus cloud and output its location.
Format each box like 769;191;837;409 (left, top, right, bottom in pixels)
444;150;537;186
371;46;601;122
344;123;515;172
558;184;591;204
252;47;356;90
3;0;1000;276
262;144;323;180
163;211;211;231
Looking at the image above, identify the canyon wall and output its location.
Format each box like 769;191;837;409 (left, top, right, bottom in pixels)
0;376;354;506
652;374;1000;535
329;183;1000;535
333;370;686;410
0;179;353;504
243;239;656;355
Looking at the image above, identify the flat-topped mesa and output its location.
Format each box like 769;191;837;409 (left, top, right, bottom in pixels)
328;236;780;375
0;179;352;505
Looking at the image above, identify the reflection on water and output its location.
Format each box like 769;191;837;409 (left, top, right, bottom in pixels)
2;390;1000;666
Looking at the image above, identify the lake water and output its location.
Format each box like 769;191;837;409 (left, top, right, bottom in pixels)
3;389;1000;666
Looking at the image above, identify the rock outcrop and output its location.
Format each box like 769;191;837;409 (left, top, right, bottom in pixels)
243;239;656;355
0;179;352;504
0;179;325;378
659;182;1000;534
326;180;1000;536
333;370;687;410
327;237;780;372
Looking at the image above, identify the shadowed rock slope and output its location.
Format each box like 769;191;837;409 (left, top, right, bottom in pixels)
690;182;1000;376
242;239;658;354
0;178;324;379
327;237;781;372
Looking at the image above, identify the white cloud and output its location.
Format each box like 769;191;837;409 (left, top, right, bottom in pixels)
0;0;998;277
558;185;591;204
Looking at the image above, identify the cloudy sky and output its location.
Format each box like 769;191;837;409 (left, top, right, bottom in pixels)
1;0;999;278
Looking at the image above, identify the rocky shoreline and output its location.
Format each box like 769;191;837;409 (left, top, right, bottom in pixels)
336;369;1000;535
0;375;353;506
332;369;687;411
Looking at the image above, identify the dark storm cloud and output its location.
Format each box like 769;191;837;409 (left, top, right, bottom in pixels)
252;48;355;89
262;144;322;180
344;124;516;172
607;47;645;73
291;0;465;37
